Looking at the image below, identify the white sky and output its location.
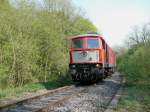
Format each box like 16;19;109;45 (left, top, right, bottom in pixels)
73;0;150;47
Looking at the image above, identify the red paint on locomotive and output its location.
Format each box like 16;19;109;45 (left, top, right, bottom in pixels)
69;33;116;82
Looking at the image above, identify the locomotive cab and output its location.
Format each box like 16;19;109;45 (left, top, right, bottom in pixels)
69;34;105;82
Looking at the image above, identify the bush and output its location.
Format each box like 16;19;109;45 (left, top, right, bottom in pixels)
117;42;150;85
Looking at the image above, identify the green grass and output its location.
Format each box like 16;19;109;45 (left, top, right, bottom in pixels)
114;84;150;112
0;77;73;99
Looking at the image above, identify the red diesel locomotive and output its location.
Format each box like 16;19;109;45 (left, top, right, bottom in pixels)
69;33;116;82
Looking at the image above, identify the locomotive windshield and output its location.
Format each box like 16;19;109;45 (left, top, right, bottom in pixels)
87;38;100;48
72;39;83;48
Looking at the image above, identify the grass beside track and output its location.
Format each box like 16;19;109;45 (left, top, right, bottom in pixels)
0;77;73;99
114;84;150;112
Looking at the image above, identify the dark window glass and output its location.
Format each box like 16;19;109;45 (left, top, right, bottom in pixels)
87;39;99;48
72;39;83;48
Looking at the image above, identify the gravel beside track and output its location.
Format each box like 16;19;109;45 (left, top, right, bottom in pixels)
52;72;123;112
0;72;123;112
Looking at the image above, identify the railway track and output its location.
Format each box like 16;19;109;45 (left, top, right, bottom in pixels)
0;72;123;112
0;86;85;112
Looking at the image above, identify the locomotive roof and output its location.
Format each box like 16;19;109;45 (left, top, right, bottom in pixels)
72;34;101;39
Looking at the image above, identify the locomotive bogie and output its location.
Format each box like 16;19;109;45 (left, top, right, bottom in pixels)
69;64;104;82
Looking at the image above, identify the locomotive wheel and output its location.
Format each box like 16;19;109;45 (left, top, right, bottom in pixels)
100;70;105;81
95;70;101;82
90;74;95;82
99;75;103;81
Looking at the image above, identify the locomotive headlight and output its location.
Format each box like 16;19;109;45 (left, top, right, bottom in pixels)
72;65;76;68
96;64;100;67
71;69;76;75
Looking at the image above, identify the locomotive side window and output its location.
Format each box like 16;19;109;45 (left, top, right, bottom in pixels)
72;39;83;48
87;39;100;48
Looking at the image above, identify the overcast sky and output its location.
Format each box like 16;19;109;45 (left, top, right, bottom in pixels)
73;0;150;47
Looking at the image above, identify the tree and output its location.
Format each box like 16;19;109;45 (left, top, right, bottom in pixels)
0;0;98;89
128;23;150;46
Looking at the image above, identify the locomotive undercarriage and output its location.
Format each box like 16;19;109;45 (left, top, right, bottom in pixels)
104;66;115;77
69;64;104;82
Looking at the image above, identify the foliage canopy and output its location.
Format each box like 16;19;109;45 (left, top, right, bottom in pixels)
0;0;97;89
